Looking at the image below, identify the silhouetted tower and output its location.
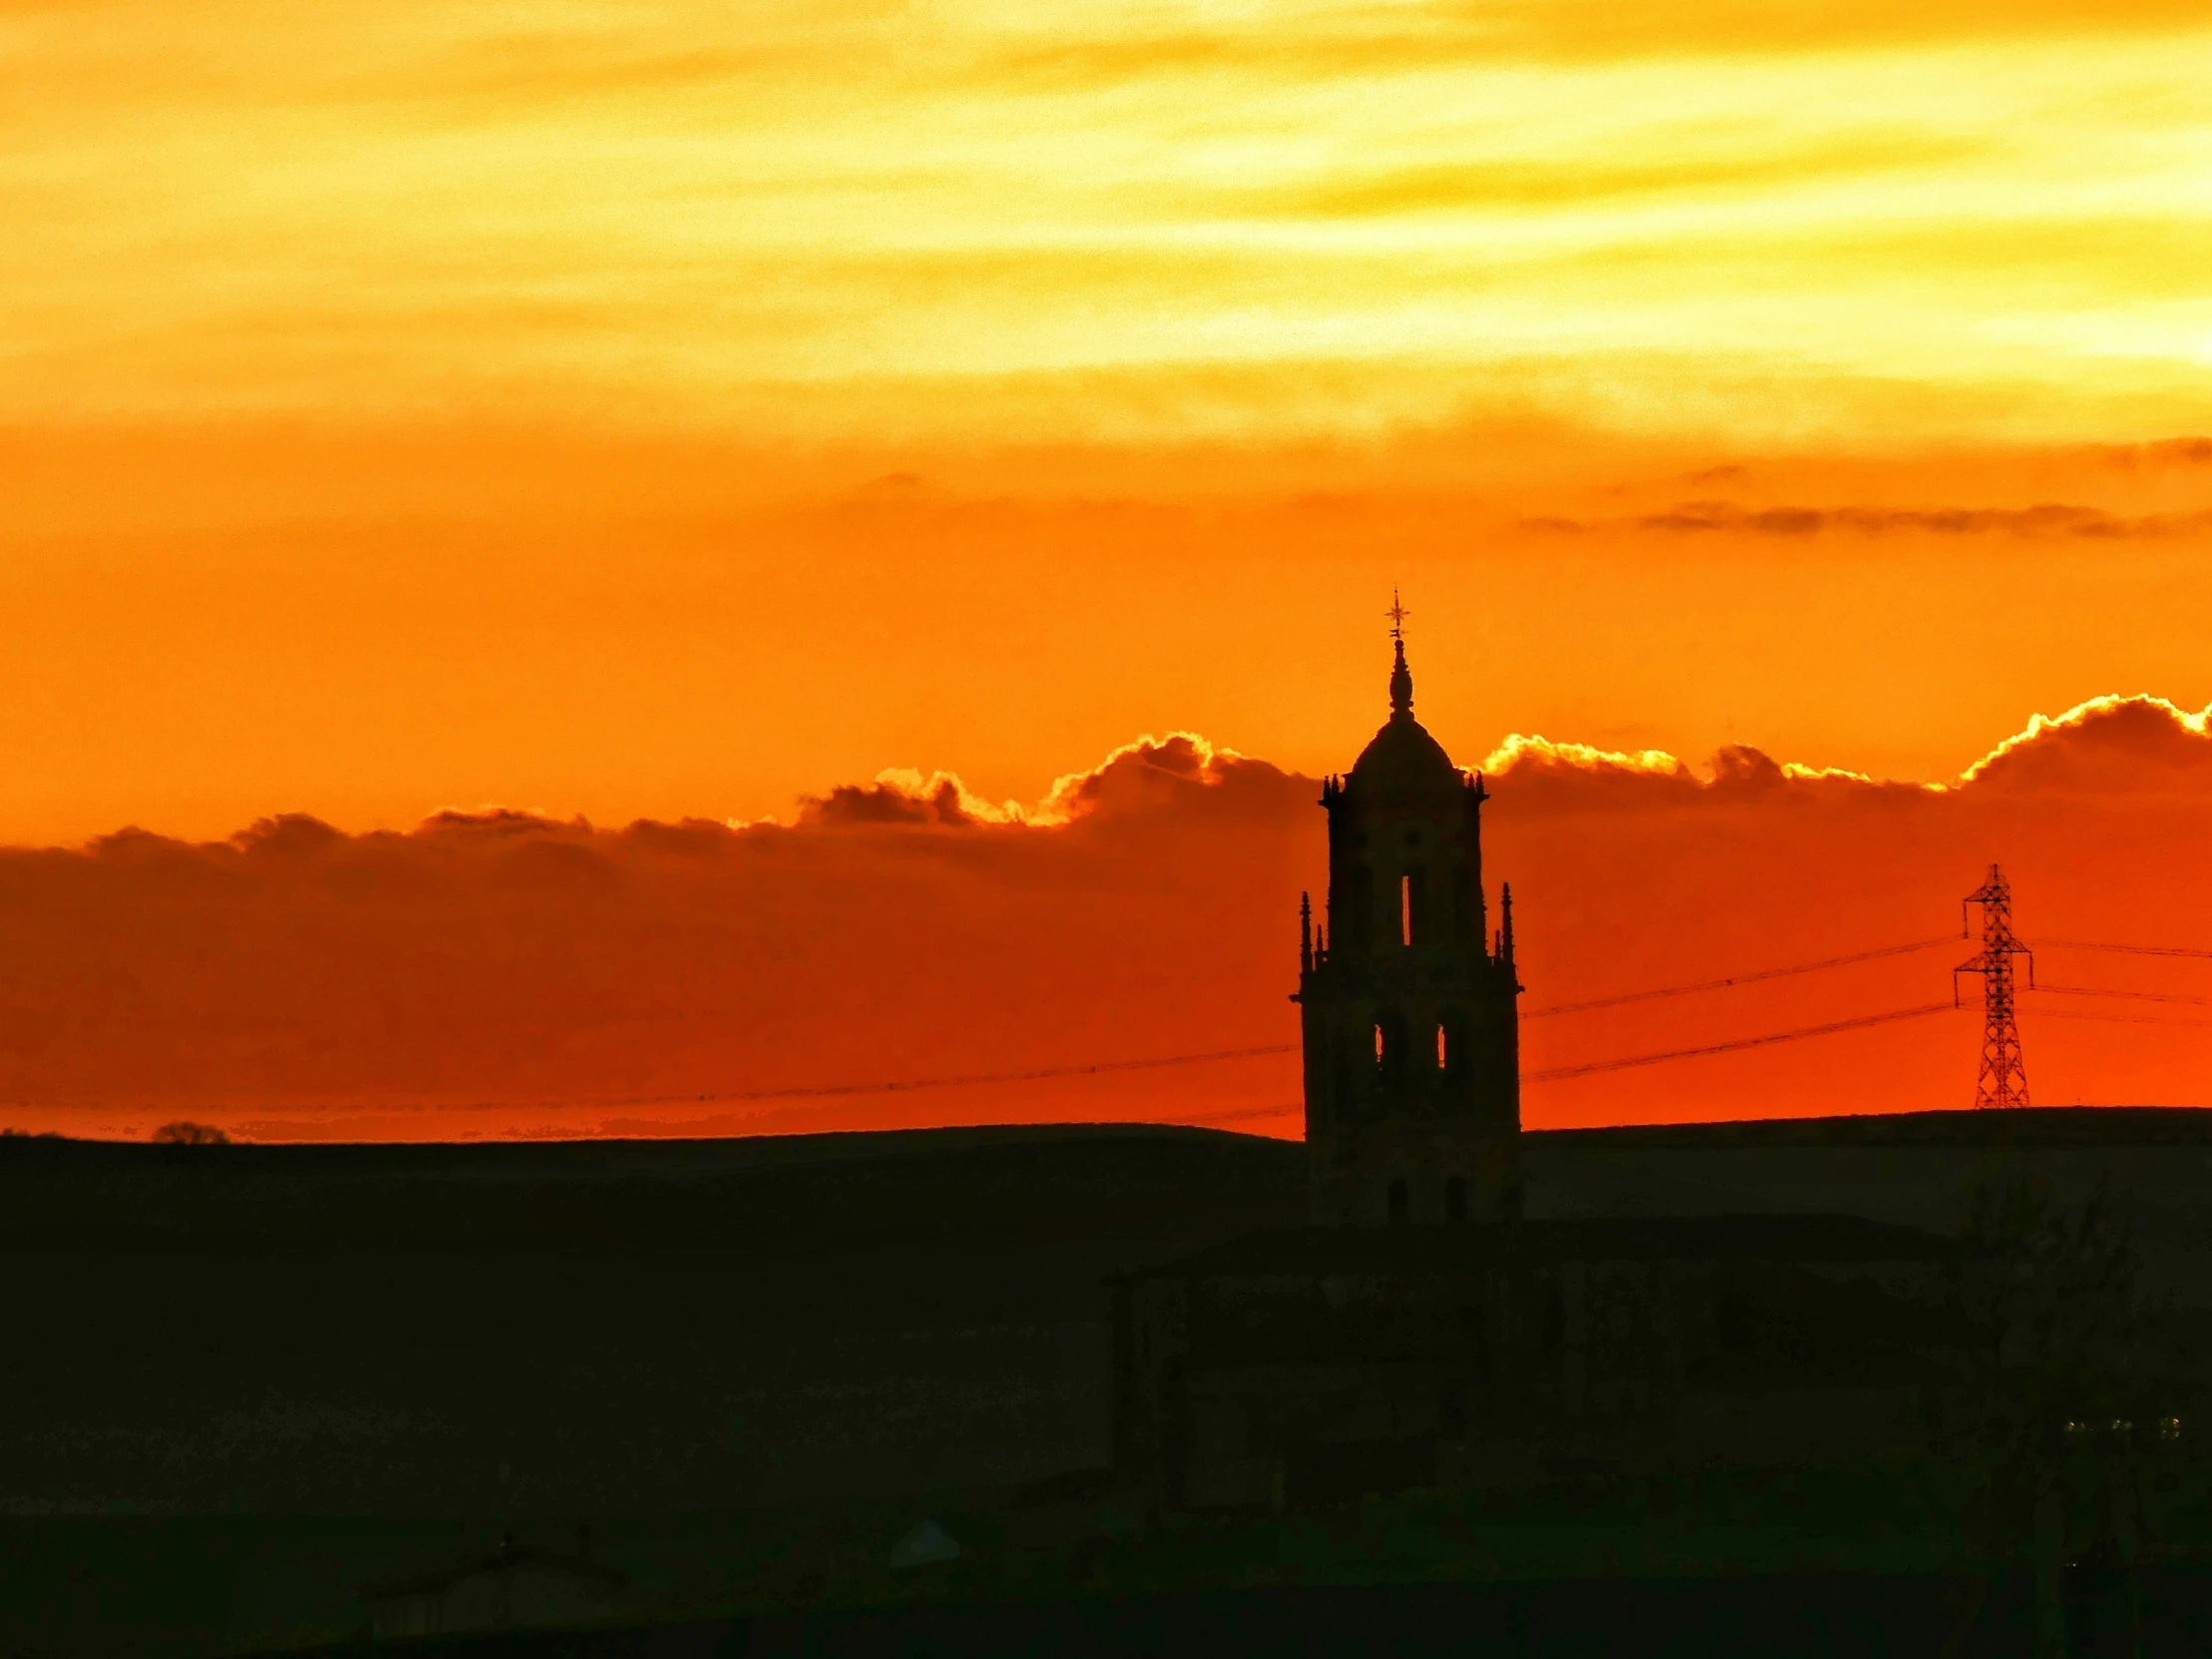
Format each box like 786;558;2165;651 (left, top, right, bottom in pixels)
1955;863;2032;1110
1296;596;1522;1225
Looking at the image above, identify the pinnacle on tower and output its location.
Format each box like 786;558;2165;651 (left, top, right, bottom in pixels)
1389;638;1413;718
1955;863;2032;1109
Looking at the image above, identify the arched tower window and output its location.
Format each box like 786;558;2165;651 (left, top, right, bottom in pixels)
1376;1010;1406;1087
1400;869;1427;947
1441;1010;1470;1087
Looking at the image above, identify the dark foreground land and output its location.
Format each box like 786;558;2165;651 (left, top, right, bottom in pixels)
8;1108;2212;1655
263;1568;2212;1658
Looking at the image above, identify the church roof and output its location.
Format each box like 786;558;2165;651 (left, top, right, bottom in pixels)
1120;1214;1957;1283
1346;639;1463;799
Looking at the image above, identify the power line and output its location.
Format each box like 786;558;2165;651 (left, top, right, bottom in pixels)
1527;1001;1957;1084
581;931;2049;1115
1183;1102;1302;1125
2026;1007;2212;1030
1523;936;1956;1019
2028;983;2212;1008
606;937;1970;1110
602;1042;1297;1109
2034;937;2212;961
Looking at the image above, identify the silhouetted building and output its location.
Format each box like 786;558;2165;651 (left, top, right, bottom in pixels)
1112;624;1962;1514
1299;631;1520;1225
363;1533;624;1640
1112;1214;1955;1512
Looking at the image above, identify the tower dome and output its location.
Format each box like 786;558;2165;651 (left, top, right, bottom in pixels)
1347;638;1464;802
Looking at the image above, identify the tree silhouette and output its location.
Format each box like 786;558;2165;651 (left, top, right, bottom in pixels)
151;1121;231;1145
1948;1165;2165;1658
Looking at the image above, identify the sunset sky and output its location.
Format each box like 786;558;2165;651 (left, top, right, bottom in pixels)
4;0;2211;1138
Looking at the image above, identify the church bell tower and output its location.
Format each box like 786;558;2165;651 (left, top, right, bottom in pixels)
1296;601;1521;1225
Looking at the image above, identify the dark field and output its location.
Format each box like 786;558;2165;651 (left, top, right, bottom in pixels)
283;1570;2212;1659
7;1108;2212;1655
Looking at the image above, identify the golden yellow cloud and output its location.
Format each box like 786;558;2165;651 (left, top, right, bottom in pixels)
3;0;2208;445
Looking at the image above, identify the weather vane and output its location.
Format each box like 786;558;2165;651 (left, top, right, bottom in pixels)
1385;586;1408;642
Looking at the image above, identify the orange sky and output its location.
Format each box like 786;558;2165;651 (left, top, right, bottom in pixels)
4;0;2212;1137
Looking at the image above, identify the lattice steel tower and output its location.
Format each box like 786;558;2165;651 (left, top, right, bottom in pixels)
1955;863;2032;1110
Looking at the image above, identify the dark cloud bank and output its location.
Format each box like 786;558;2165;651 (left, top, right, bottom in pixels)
8;700;2212;1140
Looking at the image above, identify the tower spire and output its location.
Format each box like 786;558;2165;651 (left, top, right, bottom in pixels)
1385;587;1412;718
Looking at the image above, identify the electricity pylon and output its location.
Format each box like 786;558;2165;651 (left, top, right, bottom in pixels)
1955;863;2033;1109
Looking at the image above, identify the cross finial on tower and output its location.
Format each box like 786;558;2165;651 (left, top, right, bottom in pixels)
1384;587;1414;716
